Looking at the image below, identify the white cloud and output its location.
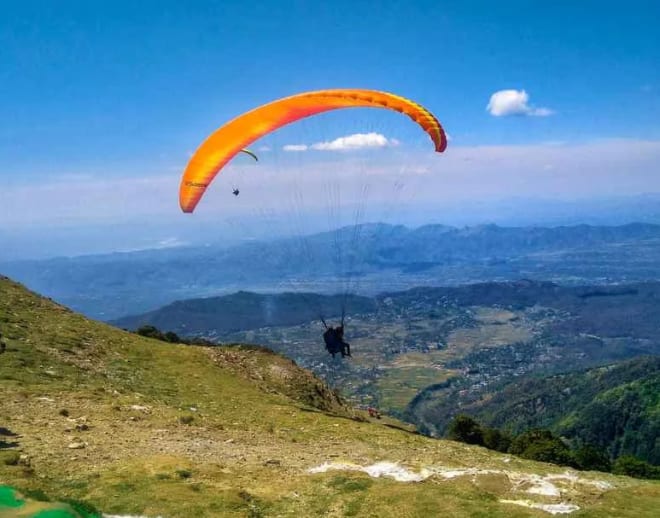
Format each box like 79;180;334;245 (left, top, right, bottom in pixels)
530;107;554;117
487;89;554;117
283;144;308;152
283;133;399;153
311;132;398;151
257;145;272;152
156;237;187;248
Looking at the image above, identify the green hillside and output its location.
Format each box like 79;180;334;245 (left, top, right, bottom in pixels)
445;357;660;464
113;291;377;335
1;275;659;517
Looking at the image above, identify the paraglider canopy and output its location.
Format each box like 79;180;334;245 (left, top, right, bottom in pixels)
177;88;449;357
179;88;447;213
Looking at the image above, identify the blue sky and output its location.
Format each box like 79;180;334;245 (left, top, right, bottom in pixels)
1;1;659;258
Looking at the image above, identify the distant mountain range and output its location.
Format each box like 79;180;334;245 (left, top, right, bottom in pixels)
3;222;660;320
4;193;660;262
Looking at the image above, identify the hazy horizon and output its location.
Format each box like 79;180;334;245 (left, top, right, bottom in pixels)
3;192;660;262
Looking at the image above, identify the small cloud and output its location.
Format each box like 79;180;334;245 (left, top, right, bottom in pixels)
258;145;272;152
311;132;398;151
283;144;308;152
157;237;186;248
487;89;554;117
282;133;398;152
531;107;554;117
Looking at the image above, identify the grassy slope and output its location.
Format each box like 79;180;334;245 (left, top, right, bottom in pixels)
1;276;659;517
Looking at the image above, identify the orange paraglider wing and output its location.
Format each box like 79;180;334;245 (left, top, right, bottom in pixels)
180;89;447;213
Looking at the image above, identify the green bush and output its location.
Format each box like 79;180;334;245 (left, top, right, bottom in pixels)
446;414;484;445
164;331;181;343
482;427;512;452
574;445;612;472
509;429;576;467
136;325;163;340
612;455;660;479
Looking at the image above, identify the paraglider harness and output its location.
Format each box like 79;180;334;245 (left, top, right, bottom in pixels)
321;313;351;358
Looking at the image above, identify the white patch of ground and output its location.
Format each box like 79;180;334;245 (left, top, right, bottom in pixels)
511;473;562;497
309;462;613;514
309;461;431;482
545;472;613;490
433;467;500;480
129;404;151;412
363;462;432;482
500;500;580;515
